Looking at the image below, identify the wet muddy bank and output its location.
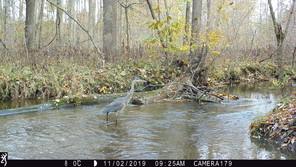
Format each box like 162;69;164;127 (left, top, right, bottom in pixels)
250;96;296;152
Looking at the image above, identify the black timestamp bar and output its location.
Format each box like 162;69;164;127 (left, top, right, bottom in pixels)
3;159;296;167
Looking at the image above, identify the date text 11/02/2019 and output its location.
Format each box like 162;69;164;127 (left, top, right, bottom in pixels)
103;160;147;167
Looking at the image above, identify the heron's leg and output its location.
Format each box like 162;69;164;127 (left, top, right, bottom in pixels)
115;112;118;125
106;113;108;122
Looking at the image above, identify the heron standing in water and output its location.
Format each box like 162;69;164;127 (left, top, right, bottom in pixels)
102;78;146;123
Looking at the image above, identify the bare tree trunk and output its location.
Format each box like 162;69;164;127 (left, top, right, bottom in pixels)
25;0;36;52
206;0;211;30
84;0;87;10
98;0;103;39
56;0;63;46
200;0;211;66
66;0;72;44
189;0;202;64
163;0;172;43
118;2;122;52
292;47;296;68
68;0;76;45
277;0;282;22
103;0;118;61
157;0;161;21
88;0;95;38
268;0;296;80
215;0;224;27
3;0;9;43
124;6;130;50
37;0;44;49
19;0;24;20
11;0;15;20
183;0;191;45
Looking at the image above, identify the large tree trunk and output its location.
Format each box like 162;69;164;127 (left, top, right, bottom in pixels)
56;0;63;46
3;0;9;44
124;7;130;50
37;0;44;49
183;0;191;45
103;0;118;61
67;0;76;46
163;0;172;43
25;0;36;52
189;0;202;65
19;0;24;20
0;0;2;12
215;0;224;27
11;0;15;20
118;2;123;53
88;0;95;38
206;0;211;31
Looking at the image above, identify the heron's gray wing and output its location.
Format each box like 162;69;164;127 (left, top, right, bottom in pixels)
102;98;125;114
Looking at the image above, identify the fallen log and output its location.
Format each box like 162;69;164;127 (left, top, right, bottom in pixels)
132;79;238;105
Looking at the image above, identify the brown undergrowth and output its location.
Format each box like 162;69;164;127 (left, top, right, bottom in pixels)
0;54;182;101
0;50;294;101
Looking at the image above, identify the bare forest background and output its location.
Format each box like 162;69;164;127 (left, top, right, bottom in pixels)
0;0;294;65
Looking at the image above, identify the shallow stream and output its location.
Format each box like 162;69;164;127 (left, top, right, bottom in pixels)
1;83;295;159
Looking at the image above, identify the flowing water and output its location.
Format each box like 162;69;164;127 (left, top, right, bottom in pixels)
0;99;46;110
0;83;296;159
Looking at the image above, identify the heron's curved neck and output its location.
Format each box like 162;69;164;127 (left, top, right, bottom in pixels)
129;80;136;94
125;81;136;102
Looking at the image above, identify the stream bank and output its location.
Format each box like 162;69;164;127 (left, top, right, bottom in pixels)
250;95;296;152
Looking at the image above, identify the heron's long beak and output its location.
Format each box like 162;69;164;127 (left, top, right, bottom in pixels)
137;79;147;83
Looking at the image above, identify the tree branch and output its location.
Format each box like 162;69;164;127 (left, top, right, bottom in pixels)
0;39;8;51
146;0;169;58
268;0;277;33
46;0;104;64
117;0;142;8
284;0;296;35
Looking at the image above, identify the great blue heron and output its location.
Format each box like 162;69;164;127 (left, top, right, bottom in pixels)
102;78;146;123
